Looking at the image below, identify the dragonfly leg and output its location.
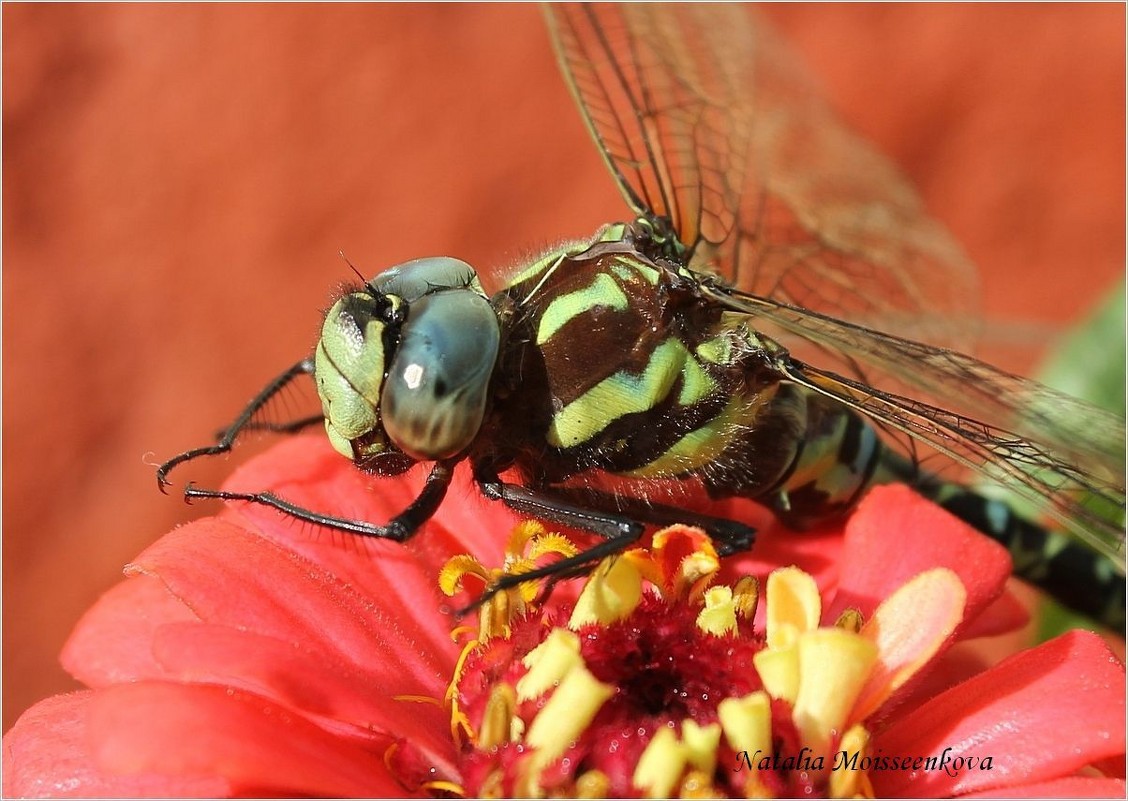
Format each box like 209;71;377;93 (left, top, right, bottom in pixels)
470;474;757;609
603;494;758;556
184;461;455;543
215;413;323;441
479;476;756;555
462;524;645;613
477;478;643;541
157;358;315;491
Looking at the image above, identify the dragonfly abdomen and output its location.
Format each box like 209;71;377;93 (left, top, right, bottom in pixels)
702;384;887;529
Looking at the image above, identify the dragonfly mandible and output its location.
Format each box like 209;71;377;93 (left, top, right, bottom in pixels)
158;6;1126;627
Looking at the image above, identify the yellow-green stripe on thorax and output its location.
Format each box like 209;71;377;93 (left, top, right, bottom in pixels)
503;237;764;480
499;234;882;526
548;337;692;448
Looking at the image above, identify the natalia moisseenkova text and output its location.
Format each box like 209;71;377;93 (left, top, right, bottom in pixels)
734;747;994;778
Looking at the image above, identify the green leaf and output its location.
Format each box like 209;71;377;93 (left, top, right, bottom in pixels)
1034;279;1125;639
1038;278;1126;416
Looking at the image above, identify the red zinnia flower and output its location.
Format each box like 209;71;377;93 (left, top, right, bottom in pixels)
3;435;1124;797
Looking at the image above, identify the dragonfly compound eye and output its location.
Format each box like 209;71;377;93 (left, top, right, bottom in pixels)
381;289;500;461
369;256;484;301
316;256;495;465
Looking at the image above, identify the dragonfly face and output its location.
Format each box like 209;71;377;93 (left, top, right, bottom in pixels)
157;6;1125;626
315;257;499;467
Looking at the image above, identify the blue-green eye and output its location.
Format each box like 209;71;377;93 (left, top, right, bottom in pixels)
370;256;482;302
381;289;500;460
314;256;493;463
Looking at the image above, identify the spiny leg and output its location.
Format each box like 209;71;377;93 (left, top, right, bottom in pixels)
463;524;645;614
478;475;756;555
157;358;316;491
588;491;757;556
218;413;323;440
185;461;455;542
469;474;757;609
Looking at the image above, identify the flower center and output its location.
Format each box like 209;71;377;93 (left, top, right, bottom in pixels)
432;523;966;798
579;595;763;721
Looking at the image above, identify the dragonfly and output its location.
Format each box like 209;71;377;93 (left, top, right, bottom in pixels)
157;6;1126;628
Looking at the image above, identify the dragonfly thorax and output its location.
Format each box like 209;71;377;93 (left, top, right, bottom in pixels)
314;257;500;466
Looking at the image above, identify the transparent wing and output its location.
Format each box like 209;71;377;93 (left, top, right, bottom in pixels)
700;283;1127;564
545;5;1125;563
544;4;980;350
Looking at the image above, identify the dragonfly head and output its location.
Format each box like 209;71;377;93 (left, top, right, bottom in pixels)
314;257;500;469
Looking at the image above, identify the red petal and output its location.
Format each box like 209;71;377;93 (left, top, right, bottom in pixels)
61;574;198;687
872;630;1126;797
149;621;455;772
879;640;996;722
222;435;511;573
829;484;1012;629
127;517;457;701
965;776;1127;798
1092;753;1127;780
958;583;1031;640
2;691;230;798
48;436;477;796
87;682;406;797
715;497;845;597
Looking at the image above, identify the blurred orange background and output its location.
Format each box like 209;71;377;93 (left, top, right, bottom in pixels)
4;5;1124;732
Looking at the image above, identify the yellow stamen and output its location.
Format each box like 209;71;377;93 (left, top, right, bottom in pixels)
478;770;504;798
569;554;643;628
835;607;864;633
717;691;772;757
439;554;520;641
420;780;466;796
752;643;800;704
449;623;477;644
526;531;581;561
696;585;738;636
792;628;878;755
382;741;399;773
632;721;722;798
674;549;721;601
765;567;821;648
681;720;721;776
633;726;685;798
525;665;614;779
445;638;480;746
718;691;774;798
680;769;718;798
516;628;583;701
652;525;720;600
438;555;491;596
505;519;546;555
575;770;611;798
480;583;520;641
497;557;541;605
478;683;517;749
829;723;874;799
391;694;443;708
441;522;584;640
732;575;759;621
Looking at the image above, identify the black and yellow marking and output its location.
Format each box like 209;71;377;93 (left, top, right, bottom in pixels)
496;237;889;530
